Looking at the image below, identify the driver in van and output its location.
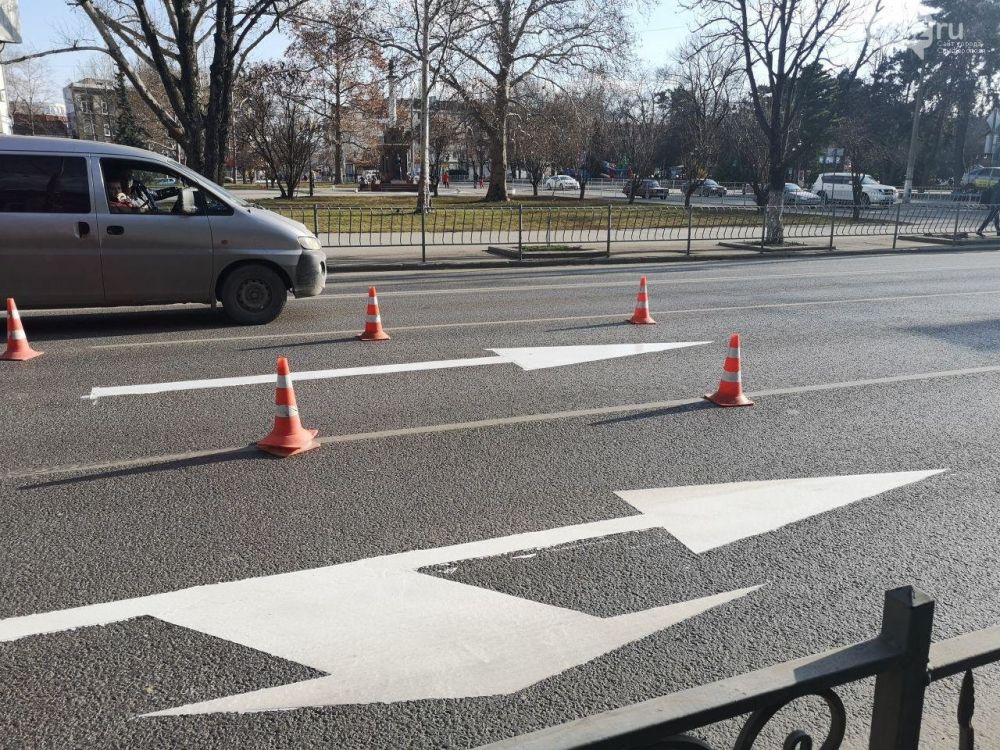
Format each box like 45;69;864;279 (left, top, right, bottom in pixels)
105;170;148;214
105;170;144;213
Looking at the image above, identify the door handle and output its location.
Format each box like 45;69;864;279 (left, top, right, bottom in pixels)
106;225;125;236
77;221;90;237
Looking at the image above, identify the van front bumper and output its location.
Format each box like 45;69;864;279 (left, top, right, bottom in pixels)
294;249;327;298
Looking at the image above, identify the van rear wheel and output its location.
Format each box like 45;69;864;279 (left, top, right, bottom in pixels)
220;264;287;325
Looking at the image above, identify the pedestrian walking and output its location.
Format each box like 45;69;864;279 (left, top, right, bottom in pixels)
442;172;450;188
976;180;1000;236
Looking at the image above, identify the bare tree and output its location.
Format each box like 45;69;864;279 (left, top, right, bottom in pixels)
370;0;467;210
236;63;322;198
609;74;668;205
688;0;882;243
7;0;309;182
567;84;610;200
543;87;605;199
509;88;558;195
439;0;632;202
294;0;386;184
727;102;770;207
668;39;740;207
836;111;891;219
423;101;465;195
460;116;491;182
3;55;56;136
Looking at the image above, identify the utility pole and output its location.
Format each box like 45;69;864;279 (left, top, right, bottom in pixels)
902;74;925;203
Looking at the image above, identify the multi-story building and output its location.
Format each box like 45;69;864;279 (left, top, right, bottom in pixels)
11;107;69;138
63;78;115;141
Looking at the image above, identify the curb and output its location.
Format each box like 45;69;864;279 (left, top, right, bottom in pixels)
325;242;1000;274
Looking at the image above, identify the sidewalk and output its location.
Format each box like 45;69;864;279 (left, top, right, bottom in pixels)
323;233;1000;272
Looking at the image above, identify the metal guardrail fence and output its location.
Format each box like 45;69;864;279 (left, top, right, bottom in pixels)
474;586;998;750
271;202;998;258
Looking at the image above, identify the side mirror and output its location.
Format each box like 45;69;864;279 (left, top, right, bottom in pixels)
177;187;197;215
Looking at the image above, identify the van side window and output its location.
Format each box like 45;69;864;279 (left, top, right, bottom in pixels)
0;155;91;213
100;157;209;216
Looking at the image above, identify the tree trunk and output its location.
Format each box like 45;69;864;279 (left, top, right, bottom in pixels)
684;185;696;208
334;89;343;184
202;0;234;184
851;174;862;220
765;147;785;245
951;84;974;187
485;130;508;201
484;82;509;202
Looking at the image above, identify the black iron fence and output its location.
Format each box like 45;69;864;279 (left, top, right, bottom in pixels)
474;586;997;750
270;202;996;258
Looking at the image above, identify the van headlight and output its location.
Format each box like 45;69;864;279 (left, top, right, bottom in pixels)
298;236;322;250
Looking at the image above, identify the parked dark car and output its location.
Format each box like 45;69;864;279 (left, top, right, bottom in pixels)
698;179;729;197
623;179;669;199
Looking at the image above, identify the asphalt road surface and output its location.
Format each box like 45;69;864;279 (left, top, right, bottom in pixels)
4;250;1000;747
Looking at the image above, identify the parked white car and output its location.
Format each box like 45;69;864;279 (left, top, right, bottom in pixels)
543;175;581;191
811;173;898;206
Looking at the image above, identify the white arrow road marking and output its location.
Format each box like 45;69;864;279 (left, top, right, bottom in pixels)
0;470;944;715
615;469;947;554
83;342;711;400
0;511;756;714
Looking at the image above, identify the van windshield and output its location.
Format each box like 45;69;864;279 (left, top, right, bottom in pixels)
173;162;251;208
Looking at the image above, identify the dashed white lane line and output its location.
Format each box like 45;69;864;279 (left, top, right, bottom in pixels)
7;363;1000;482
88;287;1000;350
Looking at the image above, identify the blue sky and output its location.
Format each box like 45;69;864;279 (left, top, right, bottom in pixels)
14;0;921;90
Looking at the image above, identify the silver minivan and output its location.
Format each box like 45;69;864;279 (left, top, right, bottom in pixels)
0;136;326;324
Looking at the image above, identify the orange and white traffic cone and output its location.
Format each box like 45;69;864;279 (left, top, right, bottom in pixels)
628;276;656;325
704;334;753;407
1;298;43;362
358;286;391;341
257;357;320;457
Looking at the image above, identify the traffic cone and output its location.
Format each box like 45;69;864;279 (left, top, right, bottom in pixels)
257;357;320;457
628;276;656;325
1;298;43;361
358;286;390;341
704;334;753;407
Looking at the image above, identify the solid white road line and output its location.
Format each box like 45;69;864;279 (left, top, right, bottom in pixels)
7;363;1000;483
88;287;1000;350
302;262;1000;300
84;343;710;400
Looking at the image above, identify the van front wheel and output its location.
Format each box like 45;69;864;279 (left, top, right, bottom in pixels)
220;264;288;325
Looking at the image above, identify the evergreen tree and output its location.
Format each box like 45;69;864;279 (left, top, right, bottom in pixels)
112;70;146;148
922;0;1000;182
